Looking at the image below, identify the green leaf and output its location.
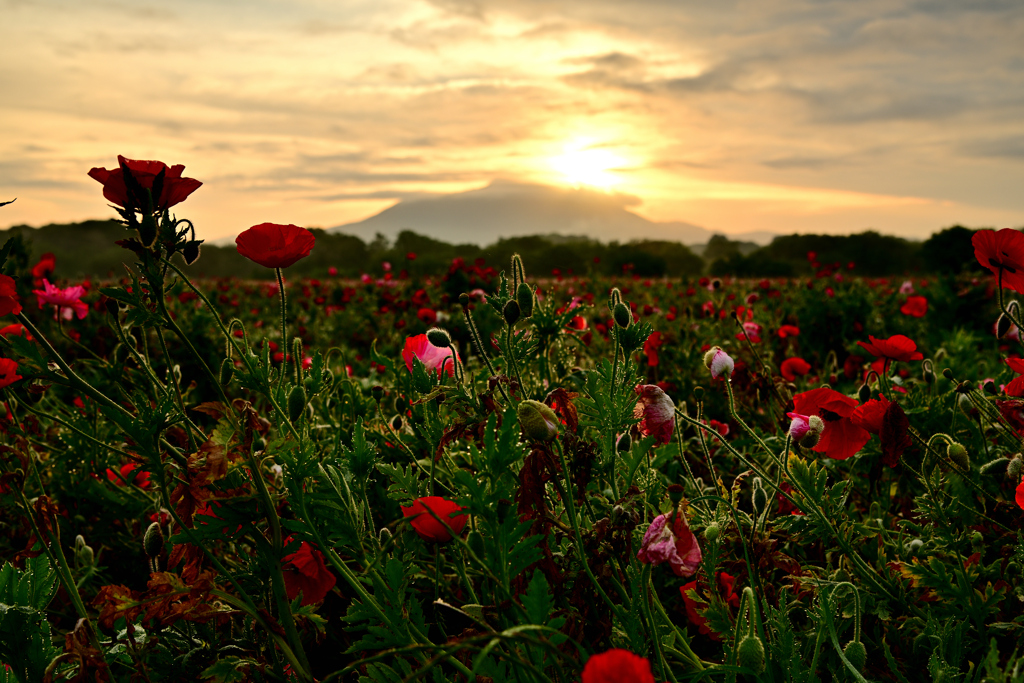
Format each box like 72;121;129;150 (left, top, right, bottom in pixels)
522;570;552;626
201;656;254;682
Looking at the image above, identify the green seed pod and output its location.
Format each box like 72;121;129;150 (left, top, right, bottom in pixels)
458;292;470;307
503;300;521;325
704;522;720;543
612;302;631;328
515;282;535;318
843;640;867;672
947;442;970;471
219;357;234;386
143;522;164;559
517;400;559;442
426;327;452;348
667;484;684;505
737;634;766;673
288;385;307;422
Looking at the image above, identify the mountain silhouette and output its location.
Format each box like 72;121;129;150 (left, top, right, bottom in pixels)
329;179;777;246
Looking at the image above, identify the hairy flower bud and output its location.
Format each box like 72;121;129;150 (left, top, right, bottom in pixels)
503;299;521;325
667;484;684;505
426;327;452;348
615;432;632;453
857;382;871;403
613;302;631;329
288;385;307;422
394;395;409;413
458;292;470;307
143;522;164;559
1008;454;1023;481
371;385;385;401
379;527;393;546
389;414;403;431
515;282;534;318
947;442;970;471
737;634;766;673
517;400;560;442
219;357;234;386
752;487;768;517
997;313;1013;338
704;522;720;542
704;347;734;379
980;457;1009;475
843;641;867;672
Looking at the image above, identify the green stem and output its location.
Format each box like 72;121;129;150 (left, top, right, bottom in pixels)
276;267;289;392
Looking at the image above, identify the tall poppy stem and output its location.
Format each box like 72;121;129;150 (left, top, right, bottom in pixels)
276;267;288;392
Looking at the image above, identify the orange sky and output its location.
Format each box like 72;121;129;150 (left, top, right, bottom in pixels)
2;0;1023;243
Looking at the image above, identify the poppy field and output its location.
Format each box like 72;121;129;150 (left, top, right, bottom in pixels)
1;157;1024;683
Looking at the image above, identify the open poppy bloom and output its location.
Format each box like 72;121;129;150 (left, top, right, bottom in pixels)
282;539;336;605
634;384;675;445
0;359;22;389
777;324;800;338
1017;479;1024;511
31;253;55;280
637;510;701;577
402;334;459;378
402;497;468;543
236;223;316;269
900;296;928;317
88;156;202;212
0;275;21;317
34;279;89;320
856;334;924;365
780;357;811;382
680;571;740;640
972;228;1024;293
580;649;655;683
106;462;151;489
792;387;870;460
0;324;30;340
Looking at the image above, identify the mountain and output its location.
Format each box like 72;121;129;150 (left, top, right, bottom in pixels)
328;179;777;246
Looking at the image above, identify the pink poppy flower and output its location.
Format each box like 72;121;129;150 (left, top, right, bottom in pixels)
33;279;88;320
637;510;702;577
402;334;459;378
633;384;675;445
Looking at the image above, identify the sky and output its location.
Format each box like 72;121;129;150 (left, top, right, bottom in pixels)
1;0;1023;243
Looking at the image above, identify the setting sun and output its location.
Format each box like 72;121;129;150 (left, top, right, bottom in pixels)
549;146;627;190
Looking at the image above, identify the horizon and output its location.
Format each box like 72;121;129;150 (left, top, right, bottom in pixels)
2;1;1023;243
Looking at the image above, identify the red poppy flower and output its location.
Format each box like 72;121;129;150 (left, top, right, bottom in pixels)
0;323;30;340
1016;478;1024;511
31;253;55;279
106;462;151;489
0;359;22;389
402;497;468;543
777;324;800;338
856;334;923;363
643;331;662;367
972;228;1024;293
402;334;459;378
416;307;437;325
1004;357;1024;396
900;296;928;317
792;387;870;460
780;357;811;382
88;156;202;211
34;280;89;320
851;396;890;434
680;572;740;640
580;649;655;683
282;540;336;605
235;223;316;269
0;275;21;317
637;511;701;577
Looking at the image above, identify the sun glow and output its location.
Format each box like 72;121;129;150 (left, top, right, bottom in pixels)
549;145;627;190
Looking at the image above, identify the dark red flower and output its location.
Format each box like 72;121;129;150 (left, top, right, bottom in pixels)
851;396;890;434
282;540;336;605
106;462;151;489
856;334;923;363
31;253;55;279
1005;357;1024;396
680;572;740;640
878;401;911;467
792;387;870;460
416;307;437;325
777;324;800;338
0;275;21;317
236;223;316;269
900;295;928;317
402;497;468;543
580;649;655;683
780;357;811;382
0;359;22;389
88;155;202;211
0;323;30;340
1017;479;1024;511
972;228;1024;293
643;331;663;367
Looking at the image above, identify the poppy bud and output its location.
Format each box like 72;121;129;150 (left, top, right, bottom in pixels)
612;302;631;328
1007;454;1023;481
467;529;485;558
704;522;720;542
693;386;705;402
105;298;120;318
752;486;768;518
426;327;452;348
615;432;632;452
517;400;559;442
980;457;1009;475
371;385;385;402
608;287;623;310
288;386;307;422
182;240;202;265
394;396;408;413
942;367;954;381
515;282;534;318
379;527;392;546
843;641;867;672
704;347;734;379
947;442;969;471
971;531;984;553
997;313;1013;338
143;522;164;559
711;278;722;290
983;379;998;395
737;634;765;673
219;357;234;386
503;300;521;325
908;539;924;556
923;367;935;385
458;292;470;307
857;383;871;403
74;535;94;568
390;414;403;431
667;484;684;505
